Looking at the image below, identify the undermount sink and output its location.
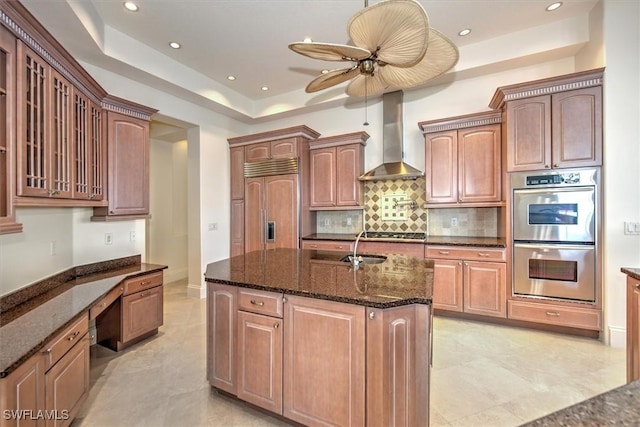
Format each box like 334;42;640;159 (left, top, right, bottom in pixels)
339;254;387;265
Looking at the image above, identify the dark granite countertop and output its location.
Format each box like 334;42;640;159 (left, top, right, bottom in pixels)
302;233;506;248
205;248;433;309
622;268;640;281
0;260;166;377
522;379;640;426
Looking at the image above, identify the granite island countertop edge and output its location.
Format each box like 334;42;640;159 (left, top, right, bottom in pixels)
204;276;432;309
621;267;640;281
302;233;507;248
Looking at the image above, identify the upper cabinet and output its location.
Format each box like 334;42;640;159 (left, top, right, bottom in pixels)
308;132;368;210
419;111;502;207
92;96;157;221
1;2;157;224
490;68;603;172
0;25;22;234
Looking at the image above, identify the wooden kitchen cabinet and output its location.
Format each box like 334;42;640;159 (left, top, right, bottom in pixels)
72;89;105;201
490;69;603;172
420;112;502;206
627;274;640;383
207;283;237;394
96;271;164;351
228;125;320;257
0;352;45;427
16;42;74;200
308;132;368;209
426;246;507;318
301;239;353;252
236;289;283;414
44;334;90;427
283;295;365;427
92;103;156;220
0;314;89;427
0;26;21;234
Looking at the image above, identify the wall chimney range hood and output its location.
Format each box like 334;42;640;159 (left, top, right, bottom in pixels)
359;90;424;181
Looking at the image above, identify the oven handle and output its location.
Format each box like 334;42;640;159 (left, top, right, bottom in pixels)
513;242;595;250
512;186;595;195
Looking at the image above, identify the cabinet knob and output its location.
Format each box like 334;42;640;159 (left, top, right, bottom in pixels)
282;296;287;304
140;292;147;297
43;348;52;355
477;253;490;257
545;311;561;317
438;251;450;255
553;164;560;168
544;165;550;169
368;311;375;320
274;322;280;329
101;302;106;307
67;331;80;341
635;284;640;290
310;244;318;248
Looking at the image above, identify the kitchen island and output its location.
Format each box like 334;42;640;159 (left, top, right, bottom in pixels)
204;248;434;427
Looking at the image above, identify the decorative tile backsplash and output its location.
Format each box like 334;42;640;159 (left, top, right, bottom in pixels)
427;207;498;237
364;178;427;232
315;178;499;238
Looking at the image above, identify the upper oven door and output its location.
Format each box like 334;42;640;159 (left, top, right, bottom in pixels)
513;187;595;243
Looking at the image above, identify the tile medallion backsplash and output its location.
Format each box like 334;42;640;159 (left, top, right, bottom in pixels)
364;178;427;232
315;178;499;238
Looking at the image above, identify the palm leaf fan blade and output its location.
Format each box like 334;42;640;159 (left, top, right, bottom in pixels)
348;0;429;67
346;73;389;97
288;42;371;62
306;67;361;93
379;28;459;89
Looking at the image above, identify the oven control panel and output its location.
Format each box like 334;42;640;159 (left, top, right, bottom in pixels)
511;168;598;189
526;172;580;186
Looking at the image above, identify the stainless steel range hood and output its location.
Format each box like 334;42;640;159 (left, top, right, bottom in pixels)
359;90;424;181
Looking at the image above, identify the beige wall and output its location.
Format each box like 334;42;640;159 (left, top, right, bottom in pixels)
148;138;188;284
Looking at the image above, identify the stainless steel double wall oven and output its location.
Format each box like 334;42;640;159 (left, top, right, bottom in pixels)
511;168;600;302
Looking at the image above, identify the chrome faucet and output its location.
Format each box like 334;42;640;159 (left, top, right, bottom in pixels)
352;229;367;268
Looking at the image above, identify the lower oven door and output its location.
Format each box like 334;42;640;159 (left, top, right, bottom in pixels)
513;243;595;302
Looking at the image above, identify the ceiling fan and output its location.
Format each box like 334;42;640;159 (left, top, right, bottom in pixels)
288;0;459;97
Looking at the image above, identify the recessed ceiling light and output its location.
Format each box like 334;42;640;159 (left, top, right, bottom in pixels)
303;38;313;43
227;75;236;81
169;42;181;49
321;69;329;74
123;2;139;12
458;28;471;37
261;86;269;91
546;2;563;11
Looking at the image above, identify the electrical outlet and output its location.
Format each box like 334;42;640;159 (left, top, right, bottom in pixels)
451;218;458;227
208;223;218;231
324;218;330;227
346;217;352;226
105;233;113;245
130;231;136;242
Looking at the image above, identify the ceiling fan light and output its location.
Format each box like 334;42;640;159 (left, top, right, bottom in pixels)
359;59;375;75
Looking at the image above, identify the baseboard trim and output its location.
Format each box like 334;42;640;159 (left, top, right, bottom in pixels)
187;282;206;299
608;326;626;348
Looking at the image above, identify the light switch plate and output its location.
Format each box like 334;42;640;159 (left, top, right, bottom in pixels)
624;222;640;235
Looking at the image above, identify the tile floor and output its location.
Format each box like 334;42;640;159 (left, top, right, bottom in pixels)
73;280;626;427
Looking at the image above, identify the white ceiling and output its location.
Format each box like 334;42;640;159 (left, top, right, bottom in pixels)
18;0;599;121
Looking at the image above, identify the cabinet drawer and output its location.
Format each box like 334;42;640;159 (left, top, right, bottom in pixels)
89;285;124;320
238;289;283;318
123;271;163;296
43;313;89;371
301;240;354;252
508;300;601;330
426;246;506;262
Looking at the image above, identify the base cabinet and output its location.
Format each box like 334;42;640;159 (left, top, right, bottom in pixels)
427;246;506;318
236;310;283;414
96;271;164;351
207;285;431;427
283;296;365;427
627;275;640;383
0;315;89;427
